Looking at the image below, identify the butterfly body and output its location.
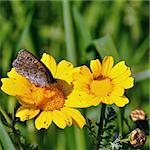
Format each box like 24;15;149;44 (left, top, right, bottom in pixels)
13;49;55;87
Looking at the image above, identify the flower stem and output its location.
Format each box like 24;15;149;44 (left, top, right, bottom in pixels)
120;138;130;143
96;104;106;150
118;108;123;138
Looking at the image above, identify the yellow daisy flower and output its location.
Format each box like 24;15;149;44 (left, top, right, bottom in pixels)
73;56;134;107
1;53;86;130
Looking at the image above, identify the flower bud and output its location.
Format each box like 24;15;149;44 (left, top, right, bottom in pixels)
129;128;146;147
130;109;146;121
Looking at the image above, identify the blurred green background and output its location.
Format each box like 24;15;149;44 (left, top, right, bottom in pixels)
0;1;149;150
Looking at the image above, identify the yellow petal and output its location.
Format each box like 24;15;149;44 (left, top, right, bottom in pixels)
73;66;81;74
7;68;31;87
56;60;74;83
62;107;86;128
16;95;35;106
118;77;134;89
101;96;113;104
108;61;127;79
110;95;129;107
1;78;31;96
16;106;40;121
35;111;52;130
89;97;101;106
111;67;131;84
80;65;92;77
52;110;67;129
111;86;125;96
73;66;92;91
41;53;57;77
65;90;94;108
102;56;114;76
90;59;102;78
60;109;73;126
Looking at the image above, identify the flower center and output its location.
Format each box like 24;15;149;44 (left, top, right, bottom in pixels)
32;85;65;111
90;78;112;97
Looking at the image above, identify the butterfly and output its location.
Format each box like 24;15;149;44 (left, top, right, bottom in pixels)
13;49;56;87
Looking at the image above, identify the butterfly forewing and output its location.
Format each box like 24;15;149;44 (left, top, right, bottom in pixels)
13;49;55;87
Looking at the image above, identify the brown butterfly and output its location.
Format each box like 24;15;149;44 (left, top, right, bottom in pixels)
13;49;55;87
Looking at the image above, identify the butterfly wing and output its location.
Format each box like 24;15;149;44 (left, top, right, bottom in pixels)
13;49;55;87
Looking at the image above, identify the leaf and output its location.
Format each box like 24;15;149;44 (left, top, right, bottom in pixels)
132;36;149;65
0;119;16;150
93;34;120;61
73;5;92;49
73;5;92;63
63;0;77;65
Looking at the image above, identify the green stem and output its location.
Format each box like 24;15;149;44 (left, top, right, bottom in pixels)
96;104;106;150
63;0;77;65
120;138;130;143
118;108;123;138
123;116;131;131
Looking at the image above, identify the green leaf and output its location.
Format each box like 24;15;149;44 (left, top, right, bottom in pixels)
132;36;149;65
93;34;120;61
15;8;34;51
73;5;92;64
73;5;92;49
63;0;77;65
0;119;16;150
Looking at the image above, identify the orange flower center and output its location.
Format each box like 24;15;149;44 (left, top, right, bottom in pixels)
32;84;65;111
90;78;112;97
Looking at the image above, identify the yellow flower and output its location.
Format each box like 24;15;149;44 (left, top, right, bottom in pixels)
1;53;86;130
73;56;134;107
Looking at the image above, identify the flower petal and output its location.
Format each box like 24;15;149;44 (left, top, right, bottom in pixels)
73;66;92;91
7;68;30;87
1;78;31;96
101;96;113;104
111;67;131;84
118;77;134;89
52;110;67;129
35;111;52;130
62;107;86;128
110;95;129;107
60;109;73;126
90;59;102;78
56;60;74;83
16;106;40;121
65;90;94;108
108;61;127;79
41;53;57;77
102;56;114;76
111;86;125;96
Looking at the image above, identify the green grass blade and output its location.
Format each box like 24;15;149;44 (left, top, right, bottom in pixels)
74;128;86;150
63;0;77;65
0;119;16;150
15;8;34;51
0;106;11;125
132;36;149;65
93;34;120;61
73;5;92;63
73;5;92;48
